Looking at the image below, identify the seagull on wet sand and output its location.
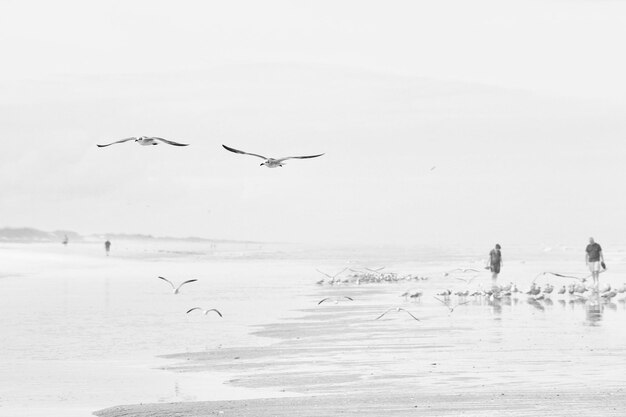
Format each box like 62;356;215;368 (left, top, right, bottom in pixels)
97;137;189;147
186;307;223;317
375;307;420;321
222;144;324;168
158;276;198;294
318;296;353;305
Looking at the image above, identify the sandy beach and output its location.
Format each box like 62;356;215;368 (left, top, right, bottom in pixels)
2;240;626;416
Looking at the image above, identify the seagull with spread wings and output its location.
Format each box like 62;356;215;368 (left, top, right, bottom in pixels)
444;268;481;277
222;144;324;168
97;137;189;147
375;307;420;321
532;271;591;283
316;267;348;283
186;307;223;317
318;296;353;305
158;276;198;294
434;297;470;314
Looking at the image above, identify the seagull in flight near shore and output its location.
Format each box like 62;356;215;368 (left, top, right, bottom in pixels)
316;268;348;281
318;296;353;305
158;276;198;294
97;137;189;147
454;275;479;284
444;268;481;277
375;307;420;321
434;297;470;314
222;144;324;168
532;271;589;283
186;307;223;317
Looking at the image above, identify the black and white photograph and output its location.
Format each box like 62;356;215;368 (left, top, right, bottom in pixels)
2;1;626;416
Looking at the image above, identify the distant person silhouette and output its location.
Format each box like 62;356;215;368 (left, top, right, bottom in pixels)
585;237;605;291
105;240;111;256
488;244;502;287
62;235;68;246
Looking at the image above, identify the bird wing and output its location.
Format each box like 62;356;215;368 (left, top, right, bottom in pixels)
316;269;333;279
222;145;267;160
175;279;198;291
206;309;223;317
186;307;202;314
399;308;421;321
96;137;136;147
433;296;448;306
158;276;175;290
375;308;395;320
318;298;331;305
151;137;189;146
343;296;354;301
535;272;585;283
455;277;469;283
333;268;348;279
275;153;324;162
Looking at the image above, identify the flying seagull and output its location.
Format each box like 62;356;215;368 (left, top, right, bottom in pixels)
433;297;470;313
316;268;348;281
97;137;189;147
318;296;354;305
222;144;324;168
532;271;589;283
158;276;198;294
455;275;479;284
186;307;223;317
375;307;420;321
444;268;481;277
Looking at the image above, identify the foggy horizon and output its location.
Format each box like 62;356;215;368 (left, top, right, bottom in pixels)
2;1;626;247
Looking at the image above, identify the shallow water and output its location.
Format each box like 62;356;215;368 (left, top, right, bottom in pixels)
1;241;625;416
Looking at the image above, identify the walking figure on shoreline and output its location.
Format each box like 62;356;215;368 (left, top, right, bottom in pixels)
488;244;502;288
105;240;111;256
585;237;605;292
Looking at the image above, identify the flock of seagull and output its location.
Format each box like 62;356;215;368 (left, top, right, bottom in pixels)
96;136;325;168
315;267;429;286
313;266;626;322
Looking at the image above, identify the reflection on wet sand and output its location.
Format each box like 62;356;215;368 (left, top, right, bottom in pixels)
585;292;603;326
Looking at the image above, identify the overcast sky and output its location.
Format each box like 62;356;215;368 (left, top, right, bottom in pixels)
1;0;626;246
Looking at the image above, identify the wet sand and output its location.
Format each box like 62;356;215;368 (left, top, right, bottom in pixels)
96;390;626;417
96;261;626;417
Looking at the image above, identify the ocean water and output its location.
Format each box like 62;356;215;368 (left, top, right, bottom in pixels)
1;241;625;416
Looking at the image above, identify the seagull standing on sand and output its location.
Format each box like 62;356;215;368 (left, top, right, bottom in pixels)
97;137;189;147
375;307;420;321
186;307;223;317
158;276;198;294
318;296;354;305
222;144;324;168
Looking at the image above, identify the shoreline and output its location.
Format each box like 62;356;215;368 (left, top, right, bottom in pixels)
95;390;626;417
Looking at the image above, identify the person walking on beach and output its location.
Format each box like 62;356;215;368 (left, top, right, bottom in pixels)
104;240;111;256
585;237;605;291
488;244;503;287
